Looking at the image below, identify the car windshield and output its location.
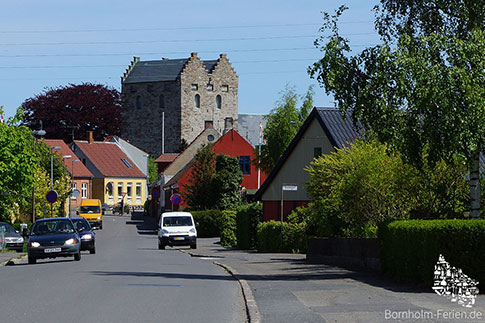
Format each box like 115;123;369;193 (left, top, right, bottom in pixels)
32;220;75;235
71;219;91;232
0;223;17;233
80;205;100;213
163;216;193;227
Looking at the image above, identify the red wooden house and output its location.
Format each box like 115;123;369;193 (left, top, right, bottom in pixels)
164;129;267;210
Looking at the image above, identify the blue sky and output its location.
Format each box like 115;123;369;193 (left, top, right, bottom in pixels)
0;0;380;119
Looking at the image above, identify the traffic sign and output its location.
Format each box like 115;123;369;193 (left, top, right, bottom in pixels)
46;190;58;204
170;194;181;205
152;190;160;199
72;189;80;198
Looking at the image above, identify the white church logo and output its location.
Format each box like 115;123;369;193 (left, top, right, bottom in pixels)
432;254;479;308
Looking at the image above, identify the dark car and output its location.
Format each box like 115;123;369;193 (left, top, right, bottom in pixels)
27;218;81;264
71;218;96;254
0;222;24;252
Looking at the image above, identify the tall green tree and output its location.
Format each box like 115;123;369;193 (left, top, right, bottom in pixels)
213;154;243;210
256;85;314;173
0;107;37;222
183;144;216;210
309;2;485;218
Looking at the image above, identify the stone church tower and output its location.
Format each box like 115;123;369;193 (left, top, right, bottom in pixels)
120;52;238;156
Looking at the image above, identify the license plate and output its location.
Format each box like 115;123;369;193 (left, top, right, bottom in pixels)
44;248;61;253
174;237;185;241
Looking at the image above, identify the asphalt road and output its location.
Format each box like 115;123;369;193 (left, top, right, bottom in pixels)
0;215;246;323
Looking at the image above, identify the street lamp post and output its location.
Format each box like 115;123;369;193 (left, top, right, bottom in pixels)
31;129;46;224
49;146;61;218
62;155;72;217
69;159;80;218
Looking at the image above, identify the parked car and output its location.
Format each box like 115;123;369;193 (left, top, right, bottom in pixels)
71;217;96;254
27;218;81;264
79;199;103;229
0;222;24;252
158;212;197;250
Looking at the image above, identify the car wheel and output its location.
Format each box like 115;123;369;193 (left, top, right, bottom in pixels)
158;240;165;250
190;243;197;249
74;252;81;261
90;246;96;254
28;256;36;264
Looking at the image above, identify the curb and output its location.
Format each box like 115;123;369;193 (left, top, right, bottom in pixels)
182;250;261;323
214;262;261;323
0;254;27;267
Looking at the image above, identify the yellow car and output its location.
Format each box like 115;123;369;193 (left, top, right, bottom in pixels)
78;199;103;229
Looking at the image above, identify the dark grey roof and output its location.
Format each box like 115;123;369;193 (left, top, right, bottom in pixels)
123;59;219;84
316;108;360;149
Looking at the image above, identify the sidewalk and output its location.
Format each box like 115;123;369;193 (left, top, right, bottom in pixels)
0;250;26;266
184;238;485;323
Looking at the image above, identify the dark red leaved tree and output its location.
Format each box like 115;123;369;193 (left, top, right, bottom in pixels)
21;83;121;142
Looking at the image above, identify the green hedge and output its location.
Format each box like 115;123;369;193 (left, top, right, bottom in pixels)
256;220;307;253
236;203;262;250
220;210;237;247
192;210;223;238
378;219;485;286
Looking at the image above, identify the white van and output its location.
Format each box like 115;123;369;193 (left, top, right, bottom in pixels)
158;212;197;250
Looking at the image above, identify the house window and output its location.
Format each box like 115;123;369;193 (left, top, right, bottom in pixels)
194;94;200;108
127;183;132;203
191;84;198;91
136;183;142;202
107;182;114;203
71;182;77;199
216;95;222;109
207;84;213;91
222;85;229;92
239;156;251;175
314;147;323;158
136;96;142;109
159;94;165;109
81;183;88;199
117;183;123;201
121;158;132;168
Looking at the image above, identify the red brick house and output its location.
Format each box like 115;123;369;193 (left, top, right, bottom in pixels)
164;129;267;210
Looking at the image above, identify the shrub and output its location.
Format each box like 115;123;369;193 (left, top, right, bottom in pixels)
236;203;262;250
191;210;223;238
220;210;237;247
256;220;308;253
378;219;485;286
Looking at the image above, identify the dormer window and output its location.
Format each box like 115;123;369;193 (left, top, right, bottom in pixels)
121;158;132;168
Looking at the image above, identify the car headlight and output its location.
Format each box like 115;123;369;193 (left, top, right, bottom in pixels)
161;229;169;235
81;234;93;240
17;237;24;243
189;228;196;234
97;216;101;220
29;241;40;248
65;238;78;245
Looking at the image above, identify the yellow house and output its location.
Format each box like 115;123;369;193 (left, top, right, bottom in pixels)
71;135;147;209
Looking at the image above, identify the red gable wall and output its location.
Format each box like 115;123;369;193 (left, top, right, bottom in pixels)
168;129;267;210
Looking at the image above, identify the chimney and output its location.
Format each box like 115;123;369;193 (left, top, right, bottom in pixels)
204;120;213;129
88;131;94;143
223;117;233;134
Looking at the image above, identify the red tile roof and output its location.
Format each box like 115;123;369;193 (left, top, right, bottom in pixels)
42;139;93;178
74;141;145;178
155;154;179;163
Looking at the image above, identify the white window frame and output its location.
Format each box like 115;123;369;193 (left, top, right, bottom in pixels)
117;183;123;202
127;182;132;203
136;183;142;203
81;182;88;199
71;182;77;199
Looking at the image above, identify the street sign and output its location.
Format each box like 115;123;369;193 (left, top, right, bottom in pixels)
121;192;126;197
170;194;181;205
282;185;298;191
72;189;80;198
46;190;58;204
152;190;160;199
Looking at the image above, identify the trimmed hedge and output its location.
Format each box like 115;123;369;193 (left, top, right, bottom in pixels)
257;220;307;253
236;203;262;250
378;219;485;286
192;210;223;238
220;210;237;247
